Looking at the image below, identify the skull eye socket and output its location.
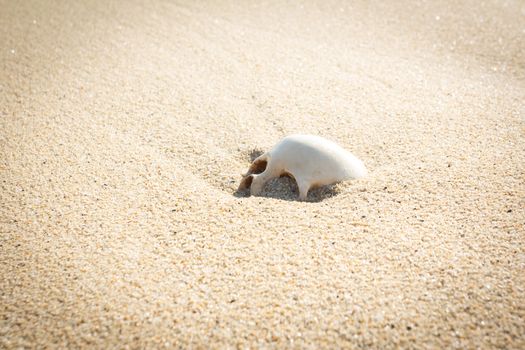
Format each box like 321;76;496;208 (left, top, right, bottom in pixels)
248;159;267;175
238;174;254;191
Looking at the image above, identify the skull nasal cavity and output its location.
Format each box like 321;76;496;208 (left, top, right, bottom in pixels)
249;159;267;175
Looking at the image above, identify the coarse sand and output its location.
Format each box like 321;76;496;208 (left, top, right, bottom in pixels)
1;0;524;348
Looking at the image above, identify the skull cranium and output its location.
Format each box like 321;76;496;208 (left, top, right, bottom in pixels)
238;134;367;200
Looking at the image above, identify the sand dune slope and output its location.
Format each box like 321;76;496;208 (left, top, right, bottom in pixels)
1;0;524;348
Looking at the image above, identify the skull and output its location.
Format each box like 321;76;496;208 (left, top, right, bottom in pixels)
238;134;367;200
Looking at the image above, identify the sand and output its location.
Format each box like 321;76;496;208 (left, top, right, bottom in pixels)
1;0;524;348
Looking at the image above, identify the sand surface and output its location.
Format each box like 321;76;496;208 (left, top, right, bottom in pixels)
1;0;524;348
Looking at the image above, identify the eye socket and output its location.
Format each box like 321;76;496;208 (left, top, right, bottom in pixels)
248;159;267;175
238;174;254;190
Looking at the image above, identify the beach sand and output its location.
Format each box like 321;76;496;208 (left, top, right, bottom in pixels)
1;0;524;348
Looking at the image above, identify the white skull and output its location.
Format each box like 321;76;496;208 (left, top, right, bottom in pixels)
238;134;367;200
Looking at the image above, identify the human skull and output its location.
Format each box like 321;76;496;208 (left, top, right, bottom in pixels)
238;134;367;200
